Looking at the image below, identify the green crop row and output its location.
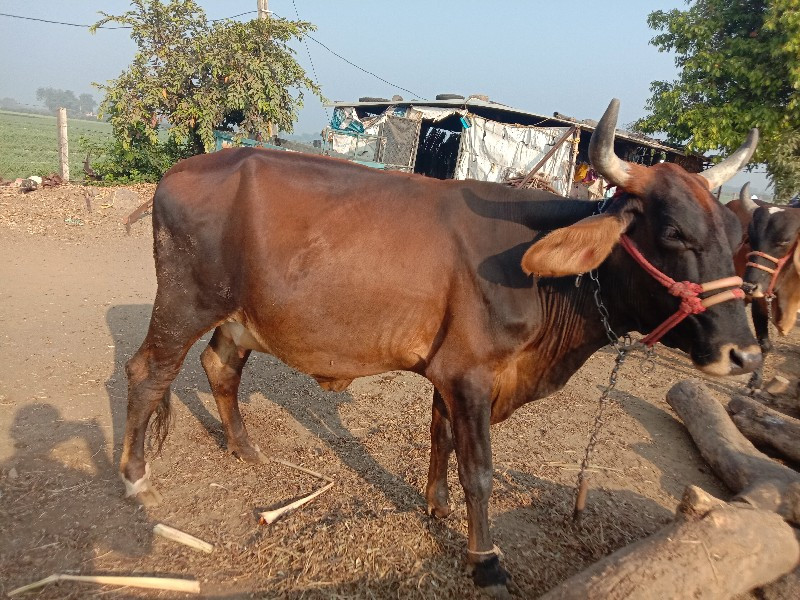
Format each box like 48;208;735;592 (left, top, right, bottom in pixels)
0;110;114;180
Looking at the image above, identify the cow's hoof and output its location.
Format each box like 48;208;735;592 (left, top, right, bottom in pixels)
479;584;512;600
469;555;510;597
230;441;268;464
134;486;163;507
426;502;452;519
122;463;161;506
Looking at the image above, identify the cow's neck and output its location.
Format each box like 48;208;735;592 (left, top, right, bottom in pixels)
489;259;638;423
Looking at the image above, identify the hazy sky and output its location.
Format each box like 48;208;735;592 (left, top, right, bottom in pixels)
0;0;771;192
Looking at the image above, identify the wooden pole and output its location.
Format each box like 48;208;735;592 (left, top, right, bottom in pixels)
257;0;269;20
256;0;274;139
57;107;69;181
516;125;578;189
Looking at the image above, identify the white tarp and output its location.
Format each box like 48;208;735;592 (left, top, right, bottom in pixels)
328;130;381;161
406;106;463;122
453;117;574;194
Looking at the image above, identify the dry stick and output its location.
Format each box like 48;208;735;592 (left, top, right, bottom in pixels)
153;523;213;554
259;480;334;525
270;458;333;482
8;574;200;596
257;458;334;524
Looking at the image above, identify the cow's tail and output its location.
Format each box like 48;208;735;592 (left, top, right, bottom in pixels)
148;387;173;456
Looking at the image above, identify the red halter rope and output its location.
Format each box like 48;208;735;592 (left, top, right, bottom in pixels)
745;243;797;298
618;235;745;347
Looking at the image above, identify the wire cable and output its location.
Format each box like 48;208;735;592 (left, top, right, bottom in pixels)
0;10;257;29
290;0;328;120
0;9;422;99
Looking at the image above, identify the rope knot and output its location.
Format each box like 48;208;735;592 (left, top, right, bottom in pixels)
667;281;705;314
667;280;701;298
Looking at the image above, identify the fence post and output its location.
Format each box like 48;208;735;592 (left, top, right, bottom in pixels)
57;107;69;181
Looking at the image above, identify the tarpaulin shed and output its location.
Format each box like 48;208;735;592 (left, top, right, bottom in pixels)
323;95;704;198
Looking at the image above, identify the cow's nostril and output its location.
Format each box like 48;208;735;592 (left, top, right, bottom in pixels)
729;347;762;372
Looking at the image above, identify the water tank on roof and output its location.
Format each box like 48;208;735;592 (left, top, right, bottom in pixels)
435;93;465;100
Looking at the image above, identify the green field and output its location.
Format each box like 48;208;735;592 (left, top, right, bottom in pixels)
0;110;114;180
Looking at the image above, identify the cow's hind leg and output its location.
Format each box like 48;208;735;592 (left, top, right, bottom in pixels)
200;327;266;463
120;294;218;506
426;388;454;517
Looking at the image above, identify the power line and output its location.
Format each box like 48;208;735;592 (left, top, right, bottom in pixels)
0;10;257;29
1;9;423;99
290;0;328;120
302;32;422;99
0;12;131;29
271;7;421;98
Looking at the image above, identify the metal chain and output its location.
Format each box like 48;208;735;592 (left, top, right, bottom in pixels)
766;294;775;337
570;195;647;522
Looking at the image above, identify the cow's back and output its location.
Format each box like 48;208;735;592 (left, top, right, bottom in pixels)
152;148;466;379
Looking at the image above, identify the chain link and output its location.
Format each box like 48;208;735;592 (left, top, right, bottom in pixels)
766;294;775;336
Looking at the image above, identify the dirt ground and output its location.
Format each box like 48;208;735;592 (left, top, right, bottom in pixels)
1;182;798;599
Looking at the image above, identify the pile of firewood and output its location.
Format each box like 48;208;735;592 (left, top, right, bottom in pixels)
542;379;800;600
505;173;558;193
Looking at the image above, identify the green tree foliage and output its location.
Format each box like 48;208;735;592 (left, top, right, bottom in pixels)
91;0;323;159
635;0;800;198
36;87;80;115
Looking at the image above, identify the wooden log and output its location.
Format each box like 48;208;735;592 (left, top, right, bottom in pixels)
540;486;799;600
758;565;800;600
666;380;800;524
728;394;800;463
765;375;790;396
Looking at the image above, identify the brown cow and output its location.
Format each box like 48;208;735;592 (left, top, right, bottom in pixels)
742;200;800;334
728;184;800;388
121;100;760;596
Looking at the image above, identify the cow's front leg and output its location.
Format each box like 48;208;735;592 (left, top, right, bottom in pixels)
426;388;453;518
445;377;509;598
200;327;265;463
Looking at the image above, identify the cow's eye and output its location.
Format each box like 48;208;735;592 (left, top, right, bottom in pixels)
663;225;684;241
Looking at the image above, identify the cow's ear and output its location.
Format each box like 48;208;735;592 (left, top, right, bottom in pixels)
521;213;628;277
793;235;800;274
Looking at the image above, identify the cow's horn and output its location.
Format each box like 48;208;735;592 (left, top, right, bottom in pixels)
700;129;759;190
589;98;630;188
739;182;758;215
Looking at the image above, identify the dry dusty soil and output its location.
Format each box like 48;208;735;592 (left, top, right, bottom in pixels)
1;182;798;599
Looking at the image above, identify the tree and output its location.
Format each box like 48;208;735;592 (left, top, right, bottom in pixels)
78;93;97;115
36;87;80;115
635;0;800;199
91;0;323;156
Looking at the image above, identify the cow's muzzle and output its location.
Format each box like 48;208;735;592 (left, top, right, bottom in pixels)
741;281;760;298
696;343;762;376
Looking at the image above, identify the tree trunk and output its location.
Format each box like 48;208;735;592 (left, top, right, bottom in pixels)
540;486;799;600
728;394;800;463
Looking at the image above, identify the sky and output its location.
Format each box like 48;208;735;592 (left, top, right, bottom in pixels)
0;0;771;194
